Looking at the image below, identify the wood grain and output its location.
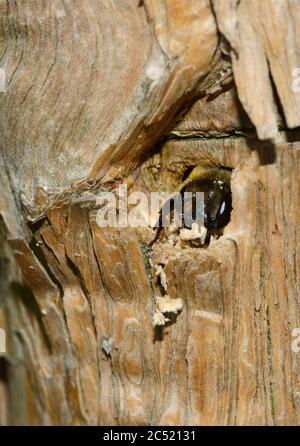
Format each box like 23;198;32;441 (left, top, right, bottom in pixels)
0;0;300;426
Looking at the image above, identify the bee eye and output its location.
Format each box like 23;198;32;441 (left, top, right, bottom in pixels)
206;180;232;230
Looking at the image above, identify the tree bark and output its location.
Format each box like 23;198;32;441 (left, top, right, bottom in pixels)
0;0;300;426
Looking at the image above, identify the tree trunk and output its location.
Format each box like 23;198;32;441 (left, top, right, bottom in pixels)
1;0;300;426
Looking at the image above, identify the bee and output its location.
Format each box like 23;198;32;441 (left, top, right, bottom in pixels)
152;165;232;245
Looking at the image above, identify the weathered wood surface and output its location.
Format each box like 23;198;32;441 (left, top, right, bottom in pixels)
0;0;300;426
213;0;300;139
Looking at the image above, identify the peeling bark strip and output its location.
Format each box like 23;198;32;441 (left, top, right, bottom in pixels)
212;0;300;139
0;0;300;426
